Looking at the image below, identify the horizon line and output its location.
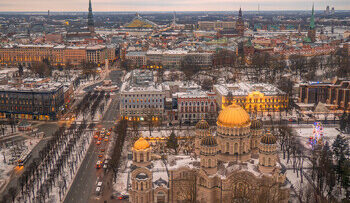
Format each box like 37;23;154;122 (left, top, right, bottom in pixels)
1;9;350;13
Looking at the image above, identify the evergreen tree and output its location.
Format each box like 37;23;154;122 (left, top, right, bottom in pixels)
18;64;23;77
332;135;350;184
167;130;178;154
339;112;347;132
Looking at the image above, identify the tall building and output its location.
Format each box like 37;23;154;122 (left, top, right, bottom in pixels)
325;6;330;15
307;4;316;43
87;0;95;33
236;8;245;36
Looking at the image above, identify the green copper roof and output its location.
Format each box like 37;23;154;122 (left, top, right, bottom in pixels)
310;4;315;29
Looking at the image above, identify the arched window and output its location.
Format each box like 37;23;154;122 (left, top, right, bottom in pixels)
141;182;143;191
234;143;238;154
226;142;230;153
268;158;271;166
140;153;144;162
262;157;266;166
156;191;166;203
208;159;212;167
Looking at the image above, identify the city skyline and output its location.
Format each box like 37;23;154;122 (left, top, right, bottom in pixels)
0;0;349;12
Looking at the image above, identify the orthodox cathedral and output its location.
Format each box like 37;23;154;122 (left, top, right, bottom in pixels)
130;104;289;203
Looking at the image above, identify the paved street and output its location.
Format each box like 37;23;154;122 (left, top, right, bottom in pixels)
63;137;99;203
64;69;122;203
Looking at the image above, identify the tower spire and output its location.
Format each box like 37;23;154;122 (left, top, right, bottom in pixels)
88;0;95;33
310;3;315;29
173;11;176;28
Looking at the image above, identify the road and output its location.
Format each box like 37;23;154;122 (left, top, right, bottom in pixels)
64;69;122;203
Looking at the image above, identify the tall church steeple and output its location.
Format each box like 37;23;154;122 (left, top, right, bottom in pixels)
88;0;95;33
307;4;316;42
310;4;315;30
236;7;245;37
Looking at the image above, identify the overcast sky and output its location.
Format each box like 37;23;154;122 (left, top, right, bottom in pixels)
0;0;349;12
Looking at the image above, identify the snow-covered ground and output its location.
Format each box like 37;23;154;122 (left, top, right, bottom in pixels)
293;126;340;149
0;136;41;191
113;139;132;196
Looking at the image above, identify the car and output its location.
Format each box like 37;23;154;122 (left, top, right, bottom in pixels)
289;118;296;122
104;138;109;142
98;137;102;141
97;181;103;187
112;193;129;200
104;159;109;164
96;161;102;169
94;135;98;139
95;186;101;196
100;148;105;152
103;164;107;169
96;141;101;145
98;154;103;158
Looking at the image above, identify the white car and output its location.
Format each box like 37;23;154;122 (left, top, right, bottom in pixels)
97;181;102;187
96;186;101;196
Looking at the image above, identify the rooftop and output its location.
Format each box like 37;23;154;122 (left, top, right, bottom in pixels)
214;82;285;96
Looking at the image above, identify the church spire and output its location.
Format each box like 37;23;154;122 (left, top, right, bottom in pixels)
239;7;242;18
88;0;95;33
310;3;315;30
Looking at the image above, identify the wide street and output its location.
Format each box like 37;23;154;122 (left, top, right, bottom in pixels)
64;69;122;203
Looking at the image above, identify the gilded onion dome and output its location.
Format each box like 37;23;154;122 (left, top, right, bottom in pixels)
133;137;150;150
201;136;218;146
217;104;251;128
196;119;210;129
260;132;277;144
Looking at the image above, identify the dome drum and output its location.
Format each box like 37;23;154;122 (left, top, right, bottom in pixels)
251;119;263;129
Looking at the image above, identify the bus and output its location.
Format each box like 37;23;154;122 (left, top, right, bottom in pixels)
18;151;31;166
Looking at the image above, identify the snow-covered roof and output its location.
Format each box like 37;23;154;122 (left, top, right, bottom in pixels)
214;82;285;96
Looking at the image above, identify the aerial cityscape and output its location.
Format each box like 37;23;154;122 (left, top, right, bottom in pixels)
0;0;349;203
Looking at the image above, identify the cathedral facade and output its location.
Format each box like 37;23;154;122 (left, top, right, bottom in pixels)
130;104;289;203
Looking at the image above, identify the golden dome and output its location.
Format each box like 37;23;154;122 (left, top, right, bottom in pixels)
196;119;210;129
260;132;277;144
217;104;251;128
133;137;150;150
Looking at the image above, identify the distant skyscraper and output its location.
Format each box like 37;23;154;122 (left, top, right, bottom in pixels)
307;4;316;43
88;0;95;33
331;7;335;15
172;11;176;28
236;8;245;37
